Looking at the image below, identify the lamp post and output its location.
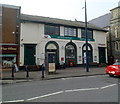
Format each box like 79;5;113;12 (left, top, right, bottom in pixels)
85;0;89;72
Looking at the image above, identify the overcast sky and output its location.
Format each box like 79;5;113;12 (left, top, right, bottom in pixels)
0;0;119;21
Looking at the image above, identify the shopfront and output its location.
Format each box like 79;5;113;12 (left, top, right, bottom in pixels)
0;44;18;68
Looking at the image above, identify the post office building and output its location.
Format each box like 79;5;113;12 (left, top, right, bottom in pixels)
20;14;107;69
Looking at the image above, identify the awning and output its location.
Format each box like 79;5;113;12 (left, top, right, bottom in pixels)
0;54;16;57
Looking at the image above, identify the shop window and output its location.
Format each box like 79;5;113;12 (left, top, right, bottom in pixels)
2;57;15;68
66;45;75;58
44;24;60;35
64;27;77;37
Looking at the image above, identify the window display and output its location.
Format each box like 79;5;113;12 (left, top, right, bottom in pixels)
2;57;16;68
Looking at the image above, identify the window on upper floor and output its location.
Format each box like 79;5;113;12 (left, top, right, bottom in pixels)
81;28;93;39
114;26;119;38
44;24;60;35
64;27;77;37
115;41;120;52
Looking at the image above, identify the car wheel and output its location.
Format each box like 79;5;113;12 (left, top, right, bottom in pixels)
109;74;114;77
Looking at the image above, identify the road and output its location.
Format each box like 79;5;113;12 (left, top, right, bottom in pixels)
2;75;119;103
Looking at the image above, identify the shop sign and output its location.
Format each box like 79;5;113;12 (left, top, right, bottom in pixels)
48;35;95;41
0;45;18;54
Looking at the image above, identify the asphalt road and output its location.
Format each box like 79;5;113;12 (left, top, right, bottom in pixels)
2;75;119;103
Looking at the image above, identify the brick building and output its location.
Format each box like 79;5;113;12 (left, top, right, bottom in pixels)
0;4;21;69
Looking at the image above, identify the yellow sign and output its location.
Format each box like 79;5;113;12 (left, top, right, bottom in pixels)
1;47;17;51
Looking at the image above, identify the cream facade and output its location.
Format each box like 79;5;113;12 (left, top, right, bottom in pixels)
20;14;107;68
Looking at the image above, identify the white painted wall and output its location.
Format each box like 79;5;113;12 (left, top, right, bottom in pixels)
94;30;107;46
60;26;64;36
94;30;107;63
78;28;81;38
20;22;44;66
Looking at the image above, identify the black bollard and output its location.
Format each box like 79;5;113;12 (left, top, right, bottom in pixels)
11;64;15;78
26;66;29;78
41;64;45;78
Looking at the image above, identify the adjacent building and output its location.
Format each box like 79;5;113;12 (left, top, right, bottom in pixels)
19;14;107;69
110;5;120;62
89;2;120;64
0;4;21;69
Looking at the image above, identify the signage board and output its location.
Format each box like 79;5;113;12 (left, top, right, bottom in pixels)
0;45;18;54
48;63;56;72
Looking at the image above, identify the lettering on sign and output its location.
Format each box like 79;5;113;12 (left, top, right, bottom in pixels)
0;45;17;53
8;47;17;51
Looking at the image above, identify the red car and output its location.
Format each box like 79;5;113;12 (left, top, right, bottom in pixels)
106;62;120;77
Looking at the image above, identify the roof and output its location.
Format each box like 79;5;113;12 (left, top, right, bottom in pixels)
110;6;120;11
21;14;107;32
0;4;20;9
88;13;111;28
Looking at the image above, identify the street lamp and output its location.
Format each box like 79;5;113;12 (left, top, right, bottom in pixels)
85;0;89;72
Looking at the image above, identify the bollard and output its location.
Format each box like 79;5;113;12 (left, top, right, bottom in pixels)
41;63;45;78
11;64;15;78
26;66;29;78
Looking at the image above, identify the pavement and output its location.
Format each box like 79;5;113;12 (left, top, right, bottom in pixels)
1;66;106;84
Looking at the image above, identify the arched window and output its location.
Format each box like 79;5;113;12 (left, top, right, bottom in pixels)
66;45;75;58
115;41;119;51
65;42;77;67
82;44;93;64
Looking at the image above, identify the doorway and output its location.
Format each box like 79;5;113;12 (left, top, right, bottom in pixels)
99;47;106;64
24;44;36;65
45;41;59;66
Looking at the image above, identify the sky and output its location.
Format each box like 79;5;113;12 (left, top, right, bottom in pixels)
0;0;120;21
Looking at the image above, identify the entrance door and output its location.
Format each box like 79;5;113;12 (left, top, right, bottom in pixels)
48;52;56;63
24;44;36;65
99;47;106;64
